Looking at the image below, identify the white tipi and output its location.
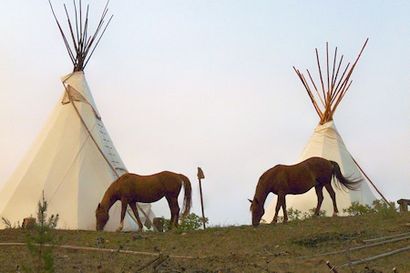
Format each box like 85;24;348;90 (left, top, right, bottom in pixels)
0;1;154;231
263;39;383;221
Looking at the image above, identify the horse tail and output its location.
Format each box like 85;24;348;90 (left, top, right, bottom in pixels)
179;174;192;218
330;160;362;191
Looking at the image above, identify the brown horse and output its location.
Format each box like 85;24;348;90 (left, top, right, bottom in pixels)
249;157;361;226
96;171;192;231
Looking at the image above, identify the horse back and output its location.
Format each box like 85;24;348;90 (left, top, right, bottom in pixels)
116;172;184;202
263;157;333;194
302;157;334;177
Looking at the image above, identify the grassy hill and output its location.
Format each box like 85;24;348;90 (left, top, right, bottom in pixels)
0;212;409;273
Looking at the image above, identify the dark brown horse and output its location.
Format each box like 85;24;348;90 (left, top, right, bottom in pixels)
96;171;192;231
250;157;361;226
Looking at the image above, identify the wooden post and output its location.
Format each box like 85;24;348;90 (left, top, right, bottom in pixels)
397;199;410;212
152;217;164;232
22;217;36;229
197;167;206;229
326;261;339;273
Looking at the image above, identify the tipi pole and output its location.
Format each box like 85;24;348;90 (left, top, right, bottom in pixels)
351;156;392;207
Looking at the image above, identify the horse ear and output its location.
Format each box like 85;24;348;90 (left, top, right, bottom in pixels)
97;203;101;209
248;199;253;203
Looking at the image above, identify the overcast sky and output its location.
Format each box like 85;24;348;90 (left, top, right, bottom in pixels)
0;1;409;226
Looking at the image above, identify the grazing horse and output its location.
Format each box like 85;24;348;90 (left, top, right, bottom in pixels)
249;157;361;226
96;171;192;231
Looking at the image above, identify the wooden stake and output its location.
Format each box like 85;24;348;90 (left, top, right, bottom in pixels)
197;167;206;229
326;261;339;273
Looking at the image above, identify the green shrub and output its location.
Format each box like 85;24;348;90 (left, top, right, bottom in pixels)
343;200;397;218
164;213;208;232
283;207;326;222
303;208;326;219
1;217;17;229
23;193;59;273
287;207;303;221
372;199;398;218
343;202;374;216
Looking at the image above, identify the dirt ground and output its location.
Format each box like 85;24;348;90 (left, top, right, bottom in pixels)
0;212;409;273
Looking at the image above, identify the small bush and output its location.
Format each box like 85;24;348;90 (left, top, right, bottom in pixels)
282;207;326;222
343;200;398;218
2;217;14;229
303;208;326;219
343;202;374;216
23;193;59;273
287;208;303;221
277;207;326;223
1;217;20;229
372;199;398;218
164;213;208;232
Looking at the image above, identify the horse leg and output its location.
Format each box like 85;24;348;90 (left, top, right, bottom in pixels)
271;195;280;224
116;199;127;232
324;183;339;216
314;185;324;216
166;196;180;229
282;194;288;223
129;202;144;231
272;193;285;224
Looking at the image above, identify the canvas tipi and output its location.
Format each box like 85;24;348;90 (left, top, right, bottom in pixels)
263;39;384;221
0;1;154;231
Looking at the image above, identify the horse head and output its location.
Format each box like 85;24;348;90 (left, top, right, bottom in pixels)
95;203;109;231
249;198;264;227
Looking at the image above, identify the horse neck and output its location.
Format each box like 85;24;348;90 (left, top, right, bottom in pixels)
100;183;119;211
254;179;270;205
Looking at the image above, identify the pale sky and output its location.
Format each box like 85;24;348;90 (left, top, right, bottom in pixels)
0;1;409;226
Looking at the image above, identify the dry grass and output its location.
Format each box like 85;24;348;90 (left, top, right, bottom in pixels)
0;212;409;273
